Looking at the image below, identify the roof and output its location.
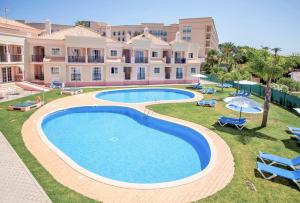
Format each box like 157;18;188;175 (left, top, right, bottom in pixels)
38;26;115;42
0;17;40;31
126;33;169;46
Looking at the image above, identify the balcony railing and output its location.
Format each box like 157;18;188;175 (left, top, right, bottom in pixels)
68;56;85;63
10;54;22;62
88;55;104;63
124;57;131;63
34;73;44;80
0;54;7;62
175;58;186;64
32;55;44;62
135;57;148;63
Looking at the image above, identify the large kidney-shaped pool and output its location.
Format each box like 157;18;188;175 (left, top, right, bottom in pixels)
95;88;195;103
41;106;211;186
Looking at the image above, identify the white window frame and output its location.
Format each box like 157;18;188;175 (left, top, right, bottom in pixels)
70;67;81;81
191;67;196;74
152;51;158;58
110;50;118;57
50;67;60;75
92;67;101;81
111;67;118;74
153;67;160;74
51;48;61;56
137;67;146;80
176;67;183;79
188;53;193;59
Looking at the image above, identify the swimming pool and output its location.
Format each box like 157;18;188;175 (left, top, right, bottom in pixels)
95;88;195;103
41;106;211;187
226;103;263;113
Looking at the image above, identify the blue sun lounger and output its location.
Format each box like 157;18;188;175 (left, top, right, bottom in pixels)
258;152;300;170
218;116;247;130
197;99;217;107
201;88;216;94
217;83;232;88
256;162;300;189
192;83;203;89
287;126;300;134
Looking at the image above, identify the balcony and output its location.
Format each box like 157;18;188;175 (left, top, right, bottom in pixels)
165;57;171;64
135;57;148;63
32;55;44;62
175;58;186;64
68;56;85;63
0;54;7;62
88;55;104;63
34;73;44;80
10;54;22;62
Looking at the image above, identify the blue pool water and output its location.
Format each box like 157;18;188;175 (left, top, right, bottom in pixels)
95;88;195;103
42;106;211;184
226;103;263;113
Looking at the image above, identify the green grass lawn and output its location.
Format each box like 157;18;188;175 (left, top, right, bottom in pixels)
0;85;299;202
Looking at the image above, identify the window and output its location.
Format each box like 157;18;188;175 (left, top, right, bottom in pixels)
70;67;81;81
113;32;116;36
122;38;125;41
92;67;101;80
122;31;125;35
137;67;145;80
50;67;59;75
183;26;192;33
152;51;158;58
111;67;118;74
191;67;196;74
118;37;120;41
154;67;160;74
182;36;191;41
188;53;193;58
176;68;183;79
118;32;121;36
51;48;61;56
16;46;22;54
111;50;117;56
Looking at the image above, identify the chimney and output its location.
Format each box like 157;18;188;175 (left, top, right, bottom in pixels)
45;19;51;34
106;25;111;38
175;31;181;41
144;27;149;36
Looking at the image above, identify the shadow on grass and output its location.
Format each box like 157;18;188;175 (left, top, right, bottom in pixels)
211;123;278;144
254;169;300;191
281;138;300;153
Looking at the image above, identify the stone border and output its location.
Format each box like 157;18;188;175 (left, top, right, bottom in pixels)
22;88;235;203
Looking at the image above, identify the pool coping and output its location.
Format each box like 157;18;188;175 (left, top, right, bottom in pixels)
93;87;198;105
22;87;235;203
37;105;217;189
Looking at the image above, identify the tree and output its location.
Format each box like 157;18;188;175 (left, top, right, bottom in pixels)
213;69;231;92
218;42;236;71
271;47;282;57
230;68;251;93
248;49;287;127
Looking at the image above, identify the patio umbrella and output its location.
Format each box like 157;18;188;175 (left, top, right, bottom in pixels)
225;96;262;118
234;80;257;93
192;74;207;83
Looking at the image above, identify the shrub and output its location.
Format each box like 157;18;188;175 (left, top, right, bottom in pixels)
277;77;300;91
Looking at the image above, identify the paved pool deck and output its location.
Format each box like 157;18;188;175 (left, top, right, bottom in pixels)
22;88;234;203
0;131;51;203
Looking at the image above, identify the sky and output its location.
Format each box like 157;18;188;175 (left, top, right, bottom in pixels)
1;0;299;55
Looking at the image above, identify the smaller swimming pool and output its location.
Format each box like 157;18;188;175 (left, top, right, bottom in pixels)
226;103;263;114
96;88;195;103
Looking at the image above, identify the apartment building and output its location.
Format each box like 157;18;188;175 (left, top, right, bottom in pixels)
0;17;41;84
79;17;218;58
0;17;217;86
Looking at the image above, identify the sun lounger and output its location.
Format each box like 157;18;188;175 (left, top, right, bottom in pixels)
60;88;83;95
217;83;232;88
218;116;247;130
201;88;216;94
287;126;300;134
192;83;203;89
197;99;217;107
8;101;42;112
258;152;300;170
50;81;65;89
256;162;300;189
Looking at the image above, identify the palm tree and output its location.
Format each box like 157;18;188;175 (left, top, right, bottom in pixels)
218;42;236;71
271;47;282;57
248;49;287;127
214;69;231;92
230;68;251;93
206;49;221;67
